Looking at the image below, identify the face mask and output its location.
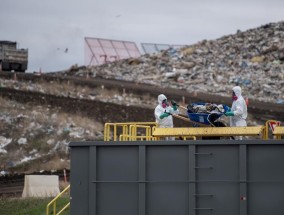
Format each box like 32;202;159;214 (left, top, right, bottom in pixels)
232;91;238;101
162;100;168;108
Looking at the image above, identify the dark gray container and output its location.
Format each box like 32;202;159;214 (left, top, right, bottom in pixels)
69;140;284;215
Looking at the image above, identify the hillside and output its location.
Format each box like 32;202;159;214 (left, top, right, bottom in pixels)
57;21;284;104
1;21;284;174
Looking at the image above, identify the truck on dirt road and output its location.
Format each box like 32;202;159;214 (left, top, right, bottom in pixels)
0;41;28;72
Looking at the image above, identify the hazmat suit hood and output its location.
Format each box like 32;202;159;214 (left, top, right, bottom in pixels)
158;94;167;106
232;86;242;98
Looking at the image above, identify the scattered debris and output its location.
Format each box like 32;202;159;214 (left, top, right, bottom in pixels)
53;21;284;104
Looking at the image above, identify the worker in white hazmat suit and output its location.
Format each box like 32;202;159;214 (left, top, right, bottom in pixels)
154;94;179;140
225;86;247;139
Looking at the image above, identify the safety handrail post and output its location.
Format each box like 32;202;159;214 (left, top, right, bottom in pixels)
113;125;117;141
146;127;150;141
129;124;136;141
104;123;115;141
265;121;269;140
152;126;157;140
134;124;137;141
46;184;70;215
104;123;108;141
129;125;132;141
262;126;266;140
122;126;125;141
53;202;56;215
123;125;128;141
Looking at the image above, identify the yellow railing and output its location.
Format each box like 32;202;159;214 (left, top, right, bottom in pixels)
129;124;152;141
273;126;284;140
104;122;157;141
104;120;282;141
46;184;70;215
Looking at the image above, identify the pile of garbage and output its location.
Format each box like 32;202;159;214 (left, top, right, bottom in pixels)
56;21;284;104
0;99;104;172
187;103;226;114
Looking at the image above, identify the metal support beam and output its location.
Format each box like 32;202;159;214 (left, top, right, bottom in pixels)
139;146;146;215
239;145;247;215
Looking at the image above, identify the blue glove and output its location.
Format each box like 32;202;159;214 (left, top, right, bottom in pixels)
160;112;170;119
225;111;234;116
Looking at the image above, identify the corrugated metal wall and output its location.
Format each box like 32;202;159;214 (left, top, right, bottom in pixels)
69;140;284;215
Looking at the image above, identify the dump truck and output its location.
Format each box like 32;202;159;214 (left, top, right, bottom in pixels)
0;41;28;72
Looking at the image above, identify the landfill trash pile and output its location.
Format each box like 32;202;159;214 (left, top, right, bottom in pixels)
187;103;226;114
0;97;104;173
54;21;284;104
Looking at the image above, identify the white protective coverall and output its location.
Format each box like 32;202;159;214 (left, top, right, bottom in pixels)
154;94;179;128
230;86;247;127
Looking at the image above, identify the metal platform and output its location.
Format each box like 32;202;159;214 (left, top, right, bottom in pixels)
152;126;265;139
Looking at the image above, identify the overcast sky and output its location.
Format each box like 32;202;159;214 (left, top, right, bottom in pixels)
1;0;284;72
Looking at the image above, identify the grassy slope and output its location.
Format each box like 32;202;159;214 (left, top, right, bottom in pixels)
0;197;69;215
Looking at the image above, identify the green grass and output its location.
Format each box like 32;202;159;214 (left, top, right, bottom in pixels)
0;197;70;215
